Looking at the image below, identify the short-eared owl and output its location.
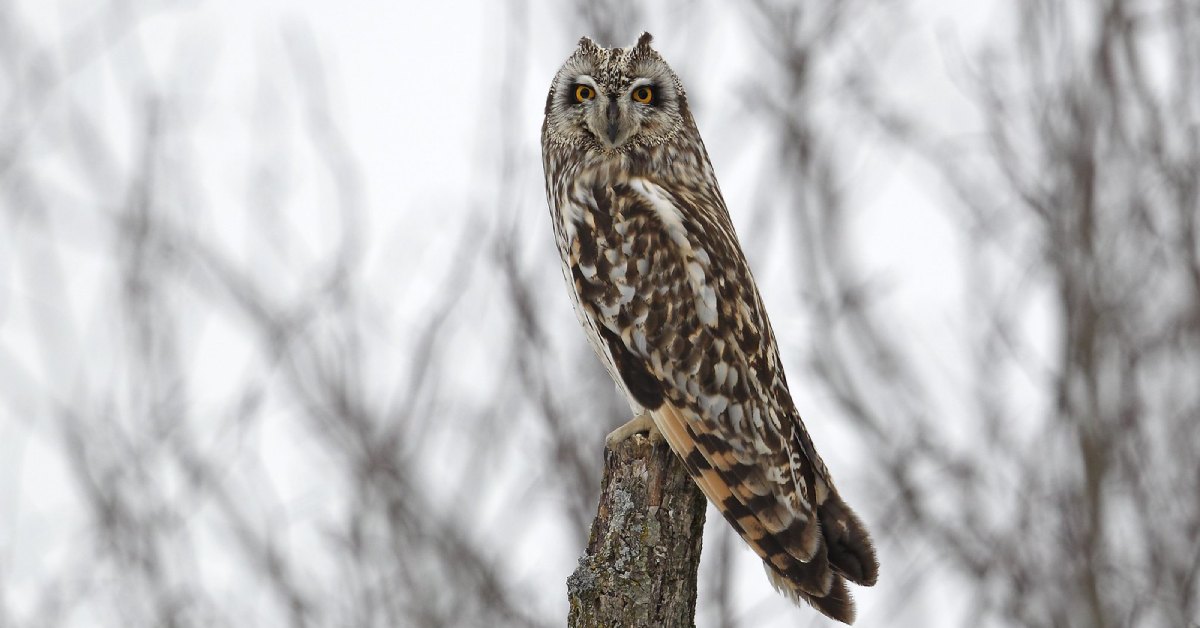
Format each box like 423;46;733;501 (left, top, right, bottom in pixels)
541;33;878;623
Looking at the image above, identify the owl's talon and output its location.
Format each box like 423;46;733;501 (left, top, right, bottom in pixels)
605;412;662;449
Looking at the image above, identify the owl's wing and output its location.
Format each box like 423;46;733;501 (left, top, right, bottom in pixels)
565;177;877;622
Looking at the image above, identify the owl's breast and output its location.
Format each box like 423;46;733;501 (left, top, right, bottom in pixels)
556;170;795;436
566;179;660;324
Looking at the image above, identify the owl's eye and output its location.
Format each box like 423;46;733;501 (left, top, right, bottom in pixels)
573;84;596;103
631;86;654;104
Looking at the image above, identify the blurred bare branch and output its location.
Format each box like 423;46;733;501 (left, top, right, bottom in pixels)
791;0;1200;626
0;2;552;627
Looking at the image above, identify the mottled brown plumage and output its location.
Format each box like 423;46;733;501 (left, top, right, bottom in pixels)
541;33;878;623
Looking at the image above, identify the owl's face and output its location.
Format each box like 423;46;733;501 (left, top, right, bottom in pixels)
544;33;686;154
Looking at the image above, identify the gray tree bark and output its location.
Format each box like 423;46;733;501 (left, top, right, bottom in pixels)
566;433;707;627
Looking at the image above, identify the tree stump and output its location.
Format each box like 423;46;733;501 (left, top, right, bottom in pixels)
567;433;707;627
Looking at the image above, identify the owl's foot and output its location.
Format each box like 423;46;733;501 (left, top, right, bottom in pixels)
605;411;663;449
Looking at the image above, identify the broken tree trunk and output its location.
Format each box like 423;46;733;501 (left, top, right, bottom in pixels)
566;433;707;627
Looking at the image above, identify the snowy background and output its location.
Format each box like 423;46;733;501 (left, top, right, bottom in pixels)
1;0;1198;626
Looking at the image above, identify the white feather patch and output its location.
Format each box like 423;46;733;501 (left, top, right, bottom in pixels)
728;403;745;430
627;178;691;250
629;178;720;327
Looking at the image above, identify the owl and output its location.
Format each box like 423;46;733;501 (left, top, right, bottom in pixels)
541;33;878;623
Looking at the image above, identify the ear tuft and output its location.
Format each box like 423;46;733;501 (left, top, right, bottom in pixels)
636;32;654;50
577;36;600;54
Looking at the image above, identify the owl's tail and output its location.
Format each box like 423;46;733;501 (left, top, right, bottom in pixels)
650;401;877;625
764;493;878;623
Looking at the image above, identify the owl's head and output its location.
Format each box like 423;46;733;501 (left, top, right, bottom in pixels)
543;33;687;153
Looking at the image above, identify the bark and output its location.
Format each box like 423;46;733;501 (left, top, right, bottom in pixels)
566;433;707;627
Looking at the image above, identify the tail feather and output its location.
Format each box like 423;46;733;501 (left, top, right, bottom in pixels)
649;401;873;624
767;568;857;624
818;494;879;586
723;502;834;597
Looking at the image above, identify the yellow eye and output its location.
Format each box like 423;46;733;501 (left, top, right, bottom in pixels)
574;84;595;102
632;86;653;104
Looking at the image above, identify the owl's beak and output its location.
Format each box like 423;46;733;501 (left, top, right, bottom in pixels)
605;99;621;143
